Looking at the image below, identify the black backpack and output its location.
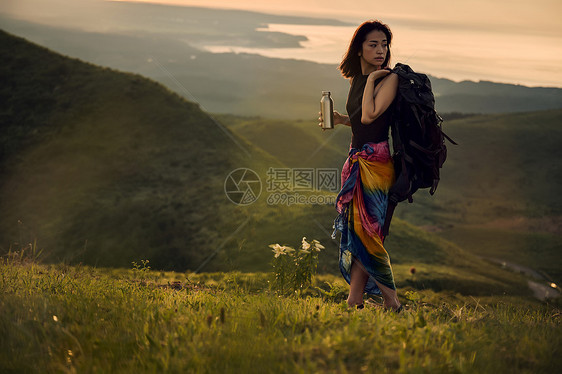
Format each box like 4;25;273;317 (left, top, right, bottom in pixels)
382;63;457;236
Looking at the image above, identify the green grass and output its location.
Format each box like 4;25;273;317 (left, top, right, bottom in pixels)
1;259;560;373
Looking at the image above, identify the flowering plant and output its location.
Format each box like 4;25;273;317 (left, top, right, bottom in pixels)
269;237;325;295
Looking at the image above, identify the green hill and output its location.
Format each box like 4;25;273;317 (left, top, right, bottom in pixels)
216;110;562;282
0;29;351;274
0;28;281;271
418;110;562;282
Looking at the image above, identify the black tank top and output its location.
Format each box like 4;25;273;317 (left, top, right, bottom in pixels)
346;75;393;149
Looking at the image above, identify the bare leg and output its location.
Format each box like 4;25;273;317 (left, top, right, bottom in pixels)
348;258;401;310
347;260;368;307
373;280;401;311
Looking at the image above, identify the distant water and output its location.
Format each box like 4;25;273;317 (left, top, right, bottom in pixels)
202;23;562;88
203;24;357;64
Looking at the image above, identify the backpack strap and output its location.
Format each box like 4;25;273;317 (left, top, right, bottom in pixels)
381;199;396;238
349;105;362;122
429;179;439;195
442;131;458;145
409;140;440;155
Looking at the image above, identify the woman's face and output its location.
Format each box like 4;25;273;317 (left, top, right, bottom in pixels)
359;30;388;70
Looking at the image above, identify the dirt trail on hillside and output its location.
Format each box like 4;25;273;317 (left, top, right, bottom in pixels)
482;256;560;301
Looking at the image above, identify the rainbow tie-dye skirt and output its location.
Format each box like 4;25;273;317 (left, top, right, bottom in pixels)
332;141;396;295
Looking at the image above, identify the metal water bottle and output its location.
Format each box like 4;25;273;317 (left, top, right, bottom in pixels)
320;91;334;129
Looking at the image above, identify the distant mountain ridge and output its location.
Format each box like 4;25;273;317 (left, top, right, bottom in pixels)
1;12;561;119
430;76;562;113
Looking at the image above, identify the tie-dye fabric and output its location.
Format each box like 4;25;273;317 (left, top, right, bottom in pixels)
332;141;396;295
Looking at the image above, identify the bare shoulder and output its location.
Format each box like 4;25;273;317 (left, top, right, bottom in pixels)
381;72;399;91
374;72;398;96
384;72;399;84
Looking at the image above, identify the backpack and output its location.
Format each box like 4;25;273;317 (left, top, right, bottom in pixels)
382;63;457;236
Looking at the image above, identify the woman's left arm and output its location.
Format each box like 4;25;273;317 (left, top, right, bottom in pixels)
360;71;398;124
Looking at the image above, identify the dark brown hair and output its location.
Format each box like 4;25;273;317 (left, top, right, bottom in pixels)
339;20;393;78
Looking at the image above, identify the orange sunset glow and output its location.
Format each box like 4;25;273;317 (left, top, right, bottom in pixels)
109;0;562;87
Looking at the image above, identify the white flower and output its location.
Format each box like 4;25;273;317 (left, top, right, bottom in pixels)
301;237;311;251
269;243;286;258
270;244;286;258
269;244;296;258
272;248;285;258
312;240;325;251
309;239;325;251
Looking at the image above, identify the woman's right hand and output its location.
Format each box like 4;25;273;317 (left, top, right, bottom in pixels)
367;68;392;82
333;110;348;125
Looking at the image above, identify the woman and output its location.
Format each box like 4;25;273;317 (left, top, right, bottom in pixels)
319;20;402;311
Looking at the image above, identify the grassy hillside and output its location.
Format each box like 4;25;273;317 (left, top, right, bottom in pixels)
0;28;285;271
216;110;562;282
213;114;350;169
407;110;562;282
1;259;560;373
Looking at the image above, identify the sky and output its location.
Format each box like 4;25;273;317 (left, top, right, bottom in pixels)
112;0;562;88
1;0;561;87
